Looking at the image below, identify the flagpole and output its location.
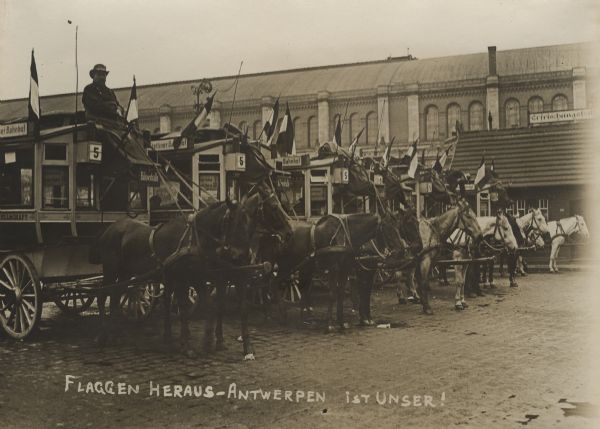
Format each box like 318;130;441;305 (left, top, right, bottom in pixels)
225;61;243;144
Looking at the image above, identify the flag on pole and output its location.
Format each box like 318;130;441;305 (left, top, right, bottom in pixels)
275;103;295;156
402;138;418;165
474;156;486;188
28;49;40;125
408;144;419;178
181;92;216;139
381;136;395;168
263;97;280;141
491;159;495;172
126;75;139;123
332;116;342;148
348;127;364;160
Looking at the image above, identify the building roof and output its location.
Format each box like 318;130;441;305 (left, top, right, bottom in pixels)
451;122;594;187
0;42;596;120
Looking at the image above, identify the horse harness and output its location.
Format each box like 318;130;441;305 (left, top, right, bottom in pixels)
551;217;581;243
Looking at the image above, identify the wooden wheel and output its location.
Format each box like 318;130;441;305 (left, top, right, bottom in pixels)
119;282;159;321
172;285;201;316
54;291;94;316
0;254;42;339
282;274;302;304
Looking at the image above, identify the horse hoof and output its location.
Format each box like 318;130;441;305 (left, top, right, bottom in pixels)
398;298;407;305
422;308;434;316
454;304;464;311
510;282;519;288
244;353;256;361
467;293;477;299
326;325;336;334
461;302;469;309
340;322;350;330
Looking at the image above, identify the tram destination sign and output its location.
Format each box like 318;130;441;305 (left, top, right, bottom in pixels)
0;122;28;139
529;109;593;124
150;138;188;151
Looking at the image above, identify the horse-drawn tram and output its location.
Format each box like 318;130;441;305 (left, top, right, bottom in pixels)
0;114;159;338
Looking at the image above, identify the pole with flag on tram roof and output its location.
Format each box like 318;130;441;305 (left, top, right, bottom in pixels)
332;116;342;149
28;49;40;137
474;155;487;189
381;136;395;168
275;103;295;156
407;142;420;179
348;127;364;160
402;137;418;165
181;91;216;140
126;75;139;125
261;96;279;143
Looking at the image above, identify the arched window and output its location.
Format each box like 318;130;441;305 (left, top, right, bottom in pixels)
293;117;306;149
347;113;359;144
505;99;520;128
552;94;568;111
469;102;484;131
425;105;439;141
365;111;377;145
307;116;318;147
252;120;262;140
447;104;461;135
528;97;544;114
238;121;247;134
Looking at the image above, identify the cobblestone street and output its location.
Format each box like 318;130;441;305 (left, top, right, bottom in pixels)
1;271;599;429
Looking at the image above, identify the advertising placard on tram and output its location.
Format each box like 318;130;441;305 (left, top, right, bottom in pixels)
151;138;188;151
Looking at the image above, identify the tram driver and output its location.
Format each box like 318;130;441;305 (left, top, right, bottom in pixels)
82;64;126;125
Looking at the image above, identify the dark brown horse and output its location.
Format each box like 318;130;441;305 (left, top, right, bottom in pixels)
89;181;292;359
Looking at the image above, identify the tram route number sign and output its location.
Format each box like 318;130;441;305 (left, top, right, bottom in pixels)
332;168;349;184
88;143;102;162
224;153;246;172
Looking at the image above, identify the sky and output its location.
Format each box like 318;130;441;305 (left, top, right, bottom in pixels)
0;0;598;100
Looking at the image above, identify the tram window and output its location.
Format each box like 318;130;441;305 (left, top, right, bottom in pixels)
279;174;305;217
44;144;67;161
478;192;490;217
199;173;220;201
128;181;147;210
76;165;96;209
42;166;69;209
310;185;328;216
0;149;34;208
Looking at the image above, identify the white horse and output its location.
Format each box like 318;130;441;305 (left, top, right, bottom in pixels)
449;212;518;310
499;208;550;276
547;215;589;273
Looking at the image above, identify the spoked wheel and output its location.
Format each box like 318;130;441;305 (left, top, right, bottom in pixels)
282;273;302;304
172;285;201;317
0;254;42;339
54;291;94;316
119;282;160;322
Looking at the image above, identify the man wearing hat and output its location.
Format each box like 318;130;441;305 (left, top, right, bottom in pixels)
82;64;125;123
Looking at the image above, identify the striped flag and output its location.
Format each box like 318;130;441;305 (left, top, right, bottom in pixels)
407;144;419;178
402;138;418;165
333;116;342;147
263;97;280;142
276;103;295;156
474;156;486;187
28;49;40;124
381;136;395;168
181;92;216;139
126;75;139;123
348;127;364;159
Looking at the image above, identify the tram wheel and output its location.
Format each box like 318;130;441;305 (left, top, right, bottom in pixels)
54;291;94;316
0;254;43;339
119;282;159;322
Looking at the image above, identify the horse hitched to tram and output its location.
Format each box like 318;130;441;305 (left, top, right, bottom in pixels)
0;69;589;360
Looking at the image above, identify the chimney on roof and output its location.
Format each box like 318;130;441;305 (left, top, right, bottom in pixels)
488;46;497;76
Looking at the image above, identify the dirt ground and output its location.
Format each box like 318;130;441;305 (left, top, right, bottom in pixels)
1;271;599;428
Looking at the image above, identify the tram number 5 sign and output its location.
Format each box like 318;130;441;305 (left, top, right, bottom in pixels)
89;143;102;162
237;154;245;169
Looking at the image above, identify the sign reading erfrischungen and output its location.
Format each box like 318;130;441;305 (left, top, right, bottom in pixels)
529;109;593;124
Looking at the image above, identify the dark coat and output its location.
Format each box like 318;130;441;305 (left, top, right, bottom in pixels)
82;82;122;121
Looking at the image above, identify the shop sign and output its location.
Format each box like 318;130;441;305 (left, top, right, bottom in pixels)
282;155;302;167
277;176;291;189
139;169;159;186
529;109;593;124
